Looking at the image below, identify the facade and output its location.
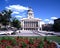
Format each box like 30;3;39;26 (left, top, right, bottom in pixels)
42;24;53;31
21;8;42;31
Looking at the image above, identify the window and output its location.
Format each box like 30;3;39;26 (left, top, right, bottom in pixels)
36;22;38;27
29;13;32;16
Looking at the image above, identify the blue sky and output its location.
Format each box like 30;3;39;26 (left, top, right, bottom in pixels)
0;0;60;24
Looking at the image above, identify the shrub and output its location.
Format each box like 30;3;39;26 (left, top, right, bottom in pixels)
37;41;44;48
22;42;27;48
11;38;17;46
29;38;34;44
6;46;11;48
44;37;47;41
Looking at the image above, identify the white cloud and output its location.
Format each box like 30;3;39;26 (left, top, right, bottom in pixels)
15;15;23;18
6;5;29;12
51;17;58;20
5;5;29;19
44;17;58;24
44;19;49;21
15;14;25;19
44;18;54;24
12;11;19;14
48;20;54;24
40;21;45;25
47;17;58;24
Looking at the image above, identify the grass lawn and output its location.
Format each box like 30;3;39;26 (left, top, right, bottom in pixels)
46;36;60;43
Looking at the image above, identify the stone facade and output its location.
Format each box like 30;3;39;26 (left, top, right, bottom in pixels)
21;8;42;31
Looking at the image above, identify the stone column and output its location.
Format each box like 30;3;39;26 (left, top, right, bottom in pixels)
31;23;32;27
22;21;24;30
32;22;33;27
33;22;34;28
38;21;40;31
26;22;27;28
28;23;29;27
35;22;36;27
40;22;42;31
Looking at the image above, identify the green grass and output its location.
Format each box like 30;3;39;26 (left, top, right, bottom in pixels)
46;36;60;43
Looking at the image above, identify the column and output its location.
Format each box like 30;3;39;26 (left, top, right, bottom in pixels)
32;22;33;28
35;22;36;27
40;22;42;31
38;21;40;31
22;21;24;30
31;22;32;27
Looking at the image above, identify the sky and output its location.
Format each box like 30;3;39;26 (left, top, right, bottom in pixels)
0;0;60;24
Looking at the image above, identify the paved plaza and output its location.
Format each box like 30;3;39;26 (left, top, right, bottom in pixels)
0;30;60;36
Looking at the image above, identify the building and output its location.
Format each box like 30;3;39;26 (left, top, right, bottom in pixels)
54;18;60;24
21;8;42;31
42;24;53;31
53;18;60;32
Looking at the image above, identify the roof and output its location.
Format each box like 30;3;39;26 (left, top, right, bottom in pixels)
21;18;42;21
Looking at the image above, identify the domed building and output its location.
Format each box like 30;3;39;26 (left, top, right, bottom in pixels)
21;8;42;31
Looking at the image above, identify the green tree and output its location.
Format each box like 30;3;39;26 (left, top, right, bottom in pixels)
0;10;12;27
11;18;21;29
53;18;60;32
0;13;2;23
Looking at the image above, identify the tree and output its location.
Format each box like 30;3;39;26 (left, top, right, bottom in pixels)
11;18;21;29
0;12;3;23
0;10;12;27
53;18;60;32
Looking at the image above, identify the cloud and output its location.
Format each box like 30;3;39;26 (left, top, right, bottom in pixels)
44;18;54;24
47;17;58;24
12;11;19;14
48;17;58;24
44;17;58;24
15;13;26;19
44;19;49;21
5;5;29;12
48;20;54;24
5;5;29;19
15;15;23;18
51;16;58;20
40;21;45;24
